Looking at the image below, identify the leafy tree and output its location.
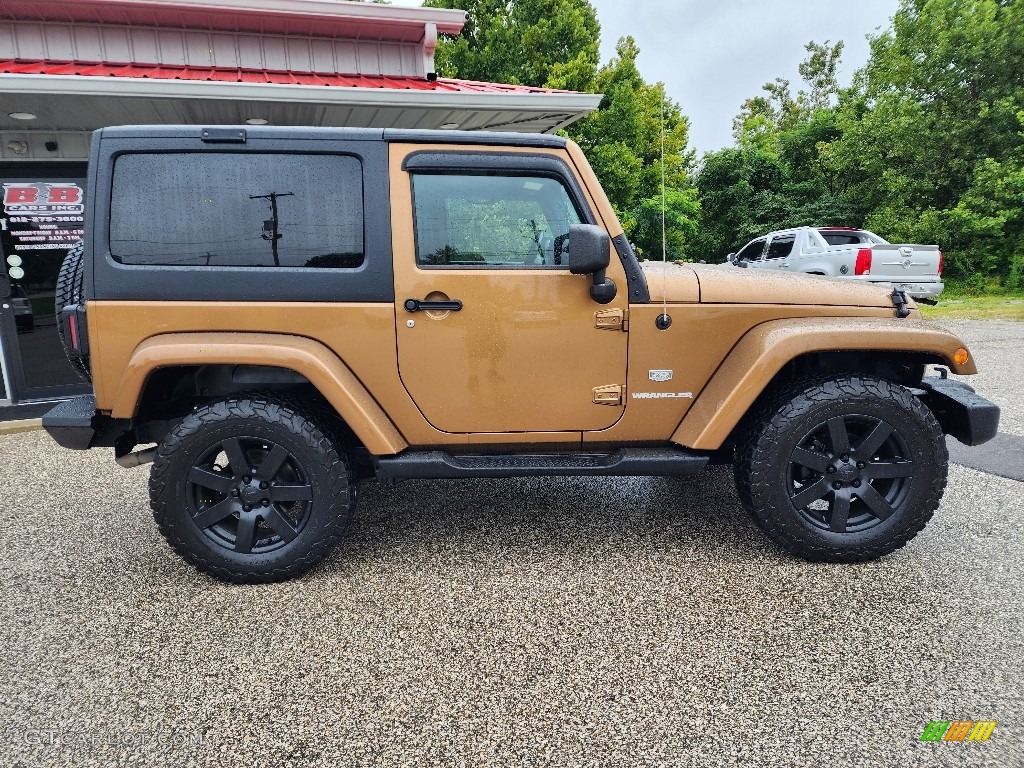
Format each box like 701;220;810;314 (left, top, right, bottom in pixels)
831;0;1024;285
424;7;701;258
423;0;600;91
697;42;860;261
628;188;701;261
797;40;844;113
567;37;695;225
732;41;843;149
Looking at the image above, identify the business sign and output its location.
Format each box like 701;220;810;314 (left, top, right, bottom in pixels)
2;181;85;257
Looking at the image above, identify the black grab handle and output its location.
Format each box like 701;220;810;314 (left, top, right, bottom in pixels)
404;298;463;312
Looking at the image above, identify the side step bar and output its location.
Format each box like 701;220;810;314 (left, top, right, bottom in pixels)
375;447;709;482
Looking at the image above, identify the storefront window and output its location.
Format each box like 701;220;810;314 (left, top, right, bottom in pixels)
1;165;88;395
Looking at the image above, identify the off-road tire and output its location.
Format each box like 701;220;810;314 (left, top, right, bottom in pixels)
149;396;356;583
735;374;947;562
54;241;91;381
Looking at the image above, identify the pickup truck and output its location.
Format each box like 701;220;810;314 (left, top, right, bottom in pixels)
729;227;944;300
43;126;997;583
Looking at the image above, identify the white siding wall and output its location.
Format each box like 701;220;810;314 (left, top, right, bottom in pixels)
0;21;426;77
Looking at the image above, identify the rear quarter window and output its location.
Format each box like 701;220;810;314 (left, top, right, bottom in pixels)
109;153;364;268
819;230;881;246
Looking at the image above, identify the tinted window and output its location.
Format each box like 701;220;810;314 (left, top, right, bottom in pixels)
818;230;881;246
412;174;581;267
735;238;765;261
110;153;364;268
766;233;795;259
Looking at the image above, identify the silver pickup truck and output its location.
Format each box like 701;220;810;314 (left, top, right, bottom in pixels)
729;226;944;300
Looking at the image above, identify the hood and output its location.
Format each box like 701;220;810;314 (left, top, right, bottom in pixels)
689;263;897;307
638;261;701;302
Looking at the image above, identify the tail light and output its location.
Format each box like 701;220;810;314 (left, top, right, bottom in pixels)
855;248;872;276
60;305;89;357
938;250;944;275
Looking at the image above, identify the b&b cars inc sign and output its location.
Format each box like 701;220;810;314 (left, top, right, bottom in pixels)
2;182;86;253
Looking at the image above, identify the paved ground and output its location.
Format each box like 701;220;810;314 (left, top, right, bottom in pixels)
1;320;1021;768
936;319;1024;437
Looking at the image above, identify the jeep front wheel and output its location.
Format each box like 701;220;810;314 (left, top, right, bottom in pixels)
735;375;947;562
149;397;356;583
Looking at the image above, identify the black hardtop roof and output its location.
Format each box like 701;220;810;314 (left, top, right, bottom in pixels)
95;125;568;149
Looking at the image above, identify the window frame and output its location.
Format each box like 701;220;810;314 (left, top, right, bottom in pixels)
90;133;393;303
402;151;597;271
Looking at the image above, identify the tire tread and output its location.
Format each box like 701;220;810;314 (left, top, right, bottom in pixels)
149;396;355;583
734;373;948;562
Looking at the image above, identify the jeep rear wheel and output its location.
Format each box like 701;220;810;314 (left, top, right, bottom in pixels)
149;397;356;583
735;375;947;562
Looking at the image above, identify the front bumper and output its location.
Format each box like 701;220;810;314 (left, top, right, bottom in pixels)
42;395;124;450
917;376;999;446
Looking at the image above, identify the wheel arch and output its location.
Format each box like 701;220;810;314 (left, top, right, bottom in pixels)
114;332;407;456
672;317;976;451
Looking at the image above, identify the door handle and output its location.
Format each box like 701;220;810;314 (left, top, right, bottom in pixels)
403;298;463;312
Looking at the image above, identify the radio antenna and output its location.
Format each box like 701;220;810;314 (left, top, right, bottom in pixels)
658;84;670;329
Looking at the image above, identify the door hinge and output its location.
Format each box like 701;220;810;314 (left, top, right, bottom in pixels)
595;308;628;331
593;384;625;406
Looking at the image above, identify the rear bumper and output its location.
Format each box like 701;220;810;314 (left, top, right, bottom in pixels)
888;280;944;299
42;395;124;450
917;376;1000;446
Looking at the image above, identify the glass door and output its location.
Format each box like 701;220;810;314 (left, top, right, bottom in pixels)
1;163;91;402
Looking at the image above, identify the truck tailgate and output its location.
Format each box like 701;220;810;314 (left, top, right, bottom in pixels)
869;244;941;279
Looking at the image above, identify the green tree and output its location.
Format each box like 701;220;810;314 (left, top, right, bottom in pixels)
830;0;1024;284
697;41;860;261
422;6;700;258
423;0;600;91
568;37;694;216
628;188;701;261
732;41;843;150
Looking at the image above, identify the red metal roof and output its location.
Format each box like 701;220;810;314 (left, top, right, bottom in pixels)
0;59;571;95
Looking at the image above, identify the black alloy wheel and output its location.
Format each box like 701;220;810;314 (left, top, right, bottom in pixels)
187;436;315;555
150;397;356;583
734;374;948;562
787;414;914;534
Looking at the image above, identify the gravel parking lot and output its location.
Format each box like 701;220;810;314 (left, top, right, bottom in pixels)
1;320;1021;768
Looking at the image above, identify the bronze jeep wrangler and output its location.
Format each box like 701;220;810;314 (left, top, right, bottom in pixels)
44;126;999;583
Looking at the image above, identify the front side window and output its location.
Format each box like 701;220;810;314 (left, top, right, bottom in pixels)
735;238;766;261
411;173;581;267
110;153;364;268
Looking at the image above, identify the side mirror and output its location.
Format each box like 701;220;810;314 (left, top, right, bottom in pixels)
726;252;736;263
568;224;616;304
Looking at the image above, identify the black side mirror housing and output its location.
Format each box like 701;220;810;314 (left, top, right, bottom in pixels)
568;224;616;304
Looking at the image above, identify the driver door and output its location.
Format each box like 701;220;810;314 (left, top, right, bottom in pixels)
389;145;629;434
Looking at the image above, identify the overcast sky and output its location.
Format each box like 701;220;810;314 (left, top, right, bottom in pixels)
392;0;901;155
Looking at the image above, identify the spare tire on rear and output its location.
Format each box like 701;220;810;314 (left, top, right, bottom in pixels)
54;241;91;382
